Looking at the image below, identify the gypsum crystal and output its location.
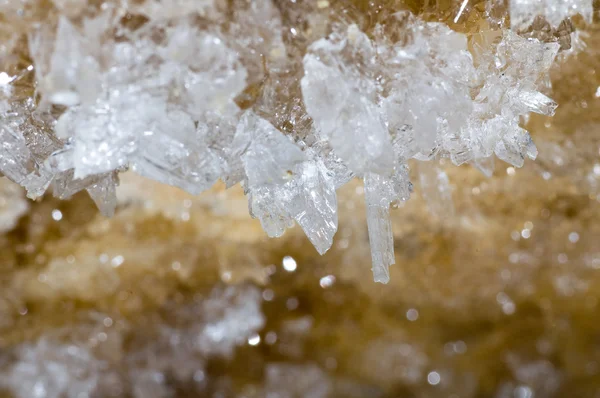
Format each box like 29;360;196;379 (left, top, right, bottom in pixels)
300;16;558;281
235;111;339;255
0;6;563;282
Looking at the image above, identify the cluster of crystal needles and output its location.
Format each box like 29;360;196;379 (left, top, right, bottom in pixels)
0;0;589;283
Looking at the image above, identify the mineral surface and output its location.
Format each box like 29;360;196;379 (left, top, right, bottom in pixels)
0;0;599;396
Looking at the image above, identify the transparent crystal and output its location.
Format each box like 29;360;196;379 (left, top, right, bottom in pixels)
364;173;396;284
237;113;338;254
286;155;338;255
236;111;306;188
364;166;412;284
0;124;34;184
86;173;118;217
44;17;101;106
301;25;395;175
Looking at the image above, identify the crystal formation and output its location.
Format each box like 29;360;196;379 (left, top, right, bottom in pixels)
0;0;591;282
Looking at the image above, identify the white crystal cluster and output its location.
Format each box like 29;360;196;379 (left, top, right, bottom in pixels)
0;337;103;398
301;17;559;282
0;2;564;282
0;284;264;398
510;0;593;30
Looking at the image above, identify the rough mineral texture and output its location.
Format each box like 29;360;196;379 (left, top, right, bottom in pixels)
0;0;599;397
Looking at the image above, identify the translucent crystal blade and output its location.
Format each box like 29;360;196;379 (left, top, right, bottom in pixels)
364;173;396;284
289;160;338;255
0;125;33;184
86;173;118;217
237;112;306;187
